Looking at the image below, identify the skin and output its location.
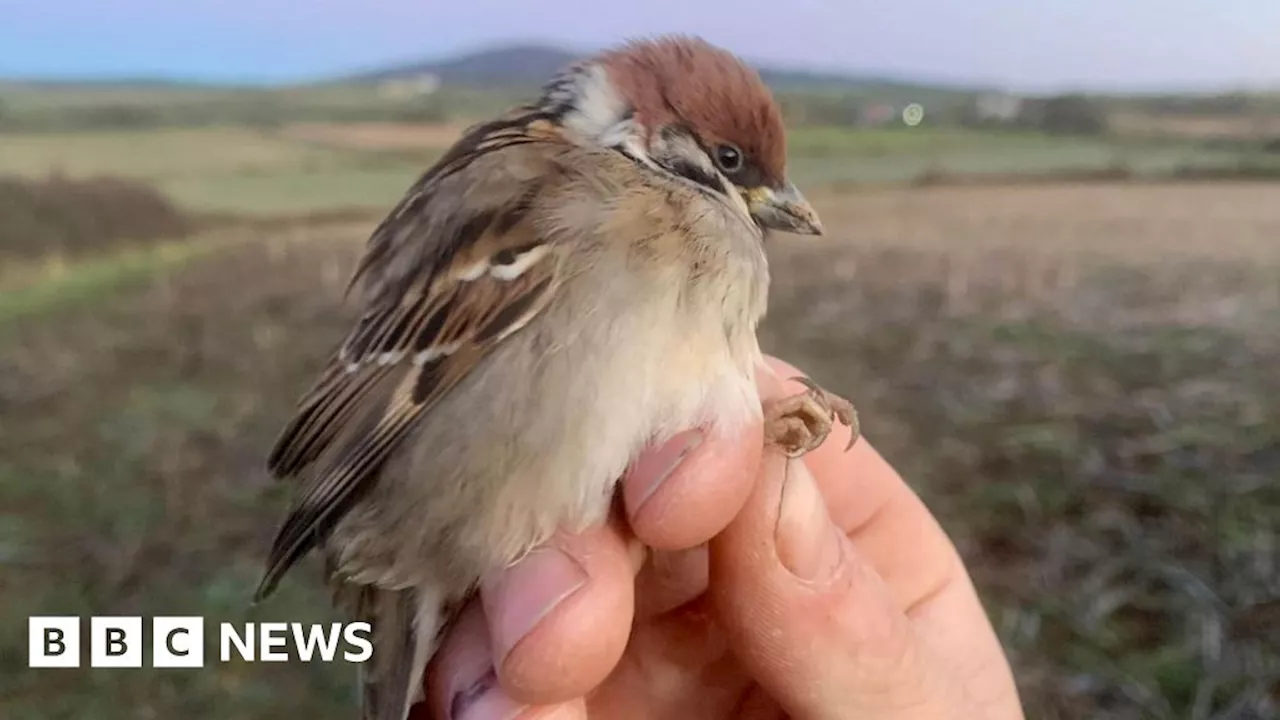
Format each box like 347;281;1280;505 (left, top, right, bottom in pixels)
415;356;1026;720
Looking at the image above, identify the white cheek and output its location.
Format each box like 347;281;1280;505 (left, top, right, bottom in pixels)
562;64;630;141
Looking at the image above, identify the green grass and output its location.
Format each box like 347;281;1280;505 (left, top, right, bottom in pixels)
161;165;426;215
0;128;349;178
0;224;367;720
0;81;516;131
787;126;1074;154
785;126;1259;187
0;122;1267;216
0;232;240;326
0;127;434;214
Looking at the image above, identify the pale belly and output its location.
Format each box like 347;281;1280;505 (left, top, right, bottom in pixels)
330;202;770;594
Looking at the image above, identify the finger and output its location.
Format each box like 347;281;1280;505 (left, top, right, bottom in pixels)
478;515;638;704
622;419;763;551
423;602;589;720
589;589;753;719
761;357;1021;714
812;433;1017;707
710;449;965;719
760;357;960;615
633;545;708;621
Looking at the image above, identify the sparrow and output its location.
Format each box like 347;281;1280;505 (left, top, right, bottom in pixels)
255;35;858;720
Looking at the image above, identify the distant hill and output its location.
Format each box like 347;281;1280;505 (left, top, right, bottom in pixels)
353;43;973;97
357;45;580;89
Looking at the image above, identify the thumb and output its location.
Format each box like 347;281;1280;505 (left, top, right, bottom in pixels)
708;449;965;719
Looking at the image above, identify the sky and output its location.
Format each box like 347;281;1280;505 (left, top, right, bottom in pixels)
1;0;1277;92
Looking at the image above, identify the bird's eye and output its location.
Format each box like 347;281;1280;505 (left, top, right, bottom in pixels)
713;144;744;173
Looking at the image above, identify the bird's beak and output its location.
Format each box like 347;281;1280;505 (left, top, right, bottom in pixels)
746;182;824;235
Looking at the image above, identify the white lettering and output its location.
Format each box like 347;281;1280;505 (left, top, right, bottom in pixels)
259;622;289;661
343;622;373;662
220;623;254;662
291;623;342;662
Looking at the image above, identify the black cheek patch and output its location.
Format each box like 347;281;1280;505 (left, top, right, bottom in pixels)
666;158;724;194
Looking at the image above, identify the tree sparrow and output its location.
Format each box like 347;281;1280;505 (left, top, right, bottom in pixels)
255;35;857;720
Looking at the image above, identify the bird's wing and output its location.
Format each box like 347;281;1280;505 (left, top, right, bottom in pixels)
256;111;570;600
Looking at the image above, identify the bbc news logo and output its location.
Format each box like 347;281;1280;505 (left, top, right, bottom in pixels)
29;617;372;668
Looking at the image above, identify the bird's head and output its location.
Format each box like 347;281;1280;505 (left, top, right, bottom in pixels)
541;36;822;236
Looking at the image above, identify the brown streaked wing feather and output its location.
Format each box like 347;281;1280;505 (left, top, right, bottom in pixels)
257;124;566;601
267;113;564;478
258;240;558;600
345;109;563;301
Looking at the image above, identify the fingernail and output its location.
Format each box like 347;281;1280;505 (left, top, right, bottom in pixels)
775;458;845;582
450;667;526;720
625;429;705;514
483;546;587;664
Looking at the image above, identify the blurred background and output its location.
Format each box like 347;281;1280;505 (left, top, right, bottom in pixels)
1;2;1277;718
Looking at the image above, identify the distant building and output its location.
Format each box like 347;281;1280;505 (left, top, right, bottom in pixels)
974;93;1024;123
861;103;897;126
378;74;441;98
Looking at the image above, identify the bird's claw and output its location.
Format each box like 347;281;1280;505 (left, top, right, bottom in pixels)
763;377;860;458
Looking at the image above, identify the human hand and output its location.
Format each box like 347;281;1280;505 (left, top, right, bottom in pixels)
414;357;1025;719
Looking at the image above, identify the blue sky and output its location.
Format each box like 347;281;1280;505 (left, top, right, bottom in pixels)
1;0;1276;91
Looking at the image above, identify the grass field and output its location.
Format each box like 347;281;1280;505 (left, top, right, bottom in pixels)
2;178;1278;719
3;123;1272;215
0;81;513;131
1;108;1278;719
0;127;431;214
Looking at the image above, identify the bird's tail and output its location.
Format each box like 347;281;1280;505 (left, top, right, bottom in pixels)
349;584;448;720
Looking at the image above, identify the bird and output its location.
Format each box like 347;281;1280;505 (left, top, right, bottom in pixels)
255;35;858;720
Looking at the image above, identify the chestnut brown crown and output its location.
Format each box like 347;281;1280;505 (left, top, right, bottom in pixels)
534;36;821;235
599;36;787;189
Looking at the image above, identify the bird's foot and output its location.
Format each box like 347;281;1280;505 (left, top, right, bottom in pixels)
763;377;860;458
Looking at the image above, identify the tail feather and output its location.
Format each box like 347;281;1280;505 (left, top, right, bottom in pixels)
350;585;448;720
